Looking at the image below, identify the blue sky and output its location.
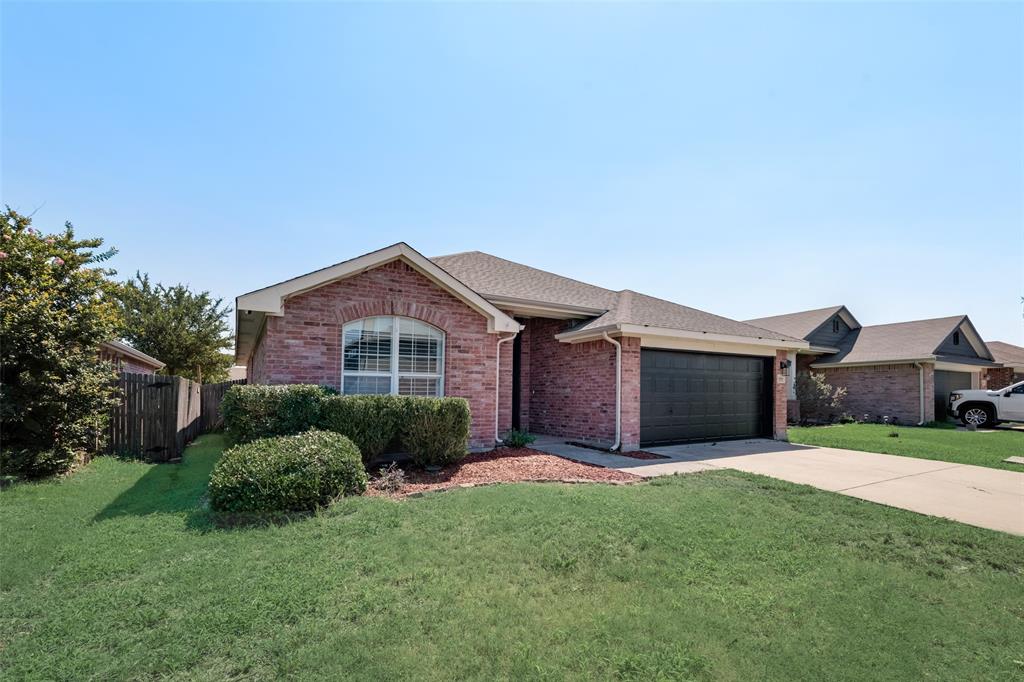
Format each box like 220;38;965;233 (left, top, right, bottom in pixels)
3;2;1022;343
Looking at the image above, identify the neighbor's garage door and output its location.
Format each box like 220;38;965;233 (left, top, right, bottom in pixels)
934;370;973;421
640;350;771;446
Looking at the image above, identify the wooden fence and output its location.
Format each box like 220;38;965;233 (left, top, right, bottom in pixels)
106;375;244;462
200;379;245;432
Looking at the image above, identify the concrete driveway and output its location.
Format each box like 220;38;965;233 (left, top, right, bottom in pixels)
532;437;1024;535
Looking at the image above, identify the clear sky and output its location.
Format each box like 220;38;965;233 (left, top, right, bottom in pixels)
3;2;1022;344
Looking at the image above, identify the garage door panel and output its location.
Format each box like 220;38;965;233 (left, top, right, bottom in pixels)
640;349;769;446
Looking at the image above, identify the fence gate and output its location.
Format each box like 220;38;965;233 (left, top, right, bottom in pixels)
106;374;201;462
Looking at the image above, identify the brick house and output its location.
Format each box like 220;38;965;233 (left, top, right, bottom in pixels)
100;340;164;374
235;243;807;450
986;341;1024;386
745;306;1006;423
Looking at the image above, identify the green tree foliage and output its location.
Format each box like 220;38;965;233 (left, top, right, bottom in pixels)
117;273;233;383
0;208;122;478
795;371;848;423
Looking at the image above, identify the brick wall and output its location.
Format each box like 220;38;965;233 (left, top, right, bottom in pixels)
525;318;621;447
774;349;788;439
982;367;1014;389
245;260;500;448
819;363;934;424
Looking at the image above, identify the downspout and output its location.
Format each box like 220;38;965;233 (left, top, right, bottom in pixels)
602;331;622;451
495;332;518;444
914;362;926;425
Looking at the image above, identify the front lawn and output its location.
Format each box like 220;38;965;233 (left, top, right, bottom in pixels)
2;435;1022;680
789;423;1024;471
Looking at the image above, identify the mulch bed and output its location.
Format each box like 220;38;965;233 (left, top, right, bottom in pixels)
366;448;639;497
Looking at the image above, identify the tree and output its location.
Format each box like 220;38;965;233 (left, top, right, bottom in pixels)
0;208;122;478
795;371;847;423
116;273;233;383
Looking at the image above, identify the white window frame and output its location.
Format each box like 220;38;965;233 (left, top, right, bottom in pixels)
341;316;445;397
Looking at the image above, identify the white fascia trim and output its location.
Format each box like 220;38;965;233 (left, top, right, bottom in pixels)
555;324;809;350
933;360;996;372
810;357;935;369
805;345;840;354
235;242;520;333
101;341;166;370
483;295;607;320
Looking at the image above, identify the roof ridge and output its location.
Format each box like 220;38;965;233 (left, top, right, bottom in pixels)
860;314;965;330
432;250;618;295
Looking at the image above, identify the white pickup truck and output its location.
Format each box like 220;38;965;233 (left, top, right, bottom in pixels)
948;381;1024;427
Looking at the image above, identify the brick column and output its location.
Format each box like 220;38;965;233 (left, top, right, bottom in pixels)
773;349;788;440
619;337;642;451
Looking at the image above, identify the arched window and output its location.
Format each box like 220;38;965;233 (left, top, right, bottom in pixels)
342;316;445;397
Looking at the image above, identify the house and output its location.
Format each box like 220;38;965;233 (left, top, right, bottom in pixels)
99;340;164;374
234;243;807;450
986;341;1024;385
745;306;1003;423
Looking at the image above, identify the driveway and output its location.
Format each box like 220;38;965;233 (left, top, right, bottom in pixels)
531;437;1024;535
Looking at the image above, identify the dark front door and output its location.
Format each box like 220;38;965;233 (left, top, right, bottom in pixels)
640;349;771;446
934;370;973;421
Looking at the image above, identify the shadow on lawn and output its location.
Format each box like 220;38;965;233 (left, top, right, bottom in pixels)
92;436;221;529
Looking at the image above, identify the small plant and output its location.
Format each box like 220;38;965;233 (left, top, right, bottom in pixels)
795;372;847;424
371;463;406;494
502;429;535;448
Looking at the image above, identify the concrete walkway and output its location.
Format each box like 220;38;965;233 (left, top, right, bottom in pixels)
530;437;1024;535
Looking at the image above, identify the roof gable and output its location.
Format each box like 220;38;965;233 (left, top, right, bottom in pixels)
744;305;860;342
813;315;994;366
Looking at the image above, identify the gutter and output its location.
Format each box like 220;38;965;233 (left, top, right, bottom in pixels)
602;331;622;451
557;324;809;351
495;331;518;444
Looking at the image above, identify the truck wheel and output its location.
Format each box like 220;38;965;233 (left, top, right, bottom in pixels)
961;405;994;427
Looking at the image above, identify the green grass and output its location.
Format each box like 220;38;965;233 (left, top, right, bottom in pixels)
789;423;1024;471
2;434;1022;681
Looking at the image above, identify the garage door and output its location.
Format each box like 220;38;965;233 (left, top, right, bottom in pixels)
640;350;771;446
934;370;973;421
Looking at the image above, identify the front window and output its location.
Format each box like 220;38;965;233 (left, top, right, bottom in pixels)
342;316;444;396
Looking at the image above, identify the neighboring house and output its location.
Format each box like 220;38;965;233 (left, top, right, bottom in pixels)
227;365;248;381
234;243;807;450
986;341;1024;385
745;306;1002;424
99;340;165;374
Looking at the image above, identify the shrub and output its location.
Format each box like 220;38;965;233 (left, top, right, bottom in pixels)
221;384;326;445
370;463;406;494
502;429;535;448
795;372;847;423
0;208;121;478
401;397;471;467
318;395;406;462
208;430;367;513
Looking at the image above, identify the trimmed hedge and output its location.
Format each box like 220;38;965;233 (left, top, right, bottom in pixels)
221;384;472;466
221;384;326;445
318;395;404;462
208;431;367;513
401;397;471;467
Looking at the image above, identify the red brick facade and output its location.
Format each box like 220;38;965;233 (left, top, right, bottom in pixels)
819;363;934;424
99;347;159;375
247;260;501;448
520;318;624;448
774;350;788;439
982;367;1014;390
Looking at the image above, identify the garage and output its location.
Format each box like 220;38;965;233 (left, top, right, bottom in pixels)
640;349;771;446
934;370;974;421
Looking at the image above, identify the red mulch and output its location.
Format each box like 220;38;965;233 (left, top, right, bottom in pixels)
366;447;639;497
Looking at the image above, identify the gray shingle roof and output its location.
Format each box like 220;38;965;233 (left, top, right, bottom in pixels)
744;306;846;341
431;251;617;311
988;341;1024;368
812;316;988;366
432;251;802;343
